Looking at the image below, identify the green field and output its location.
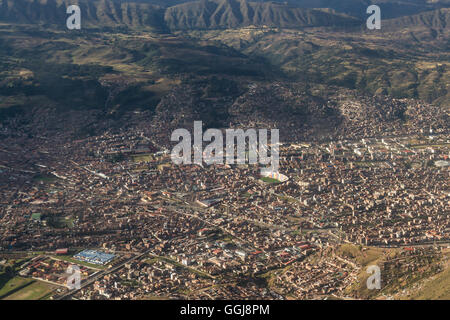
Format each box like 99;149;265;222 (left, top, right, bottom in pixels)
0;275;34;299
260;177;282;184
3;280;55;300
32;173;60;183
46;216;75;229
131;154;153;163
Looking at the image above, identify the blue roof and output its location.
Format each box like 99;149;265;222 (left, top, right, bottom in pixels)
74;249;115;265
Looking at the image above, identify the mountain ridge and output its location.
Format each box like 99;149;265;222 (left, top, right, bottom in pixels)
0;0;166;29
164;0;361;30
0;0;448;31
383;7;450;30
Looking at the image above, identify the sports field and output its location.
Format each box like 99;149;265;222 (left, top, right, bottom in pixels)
2;280;55;300
0;275;34;298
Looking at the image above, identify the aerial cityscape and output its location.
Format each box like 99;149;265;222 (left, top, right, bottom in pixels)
0;0;449;304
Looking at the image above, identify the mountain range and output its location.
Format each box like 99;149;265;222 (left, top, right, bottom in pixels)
0;0;448;30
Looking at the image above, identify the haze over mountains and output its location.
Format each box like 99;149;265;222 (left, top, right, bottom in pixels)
163;0;360;30
0;0;449;30
383;5;449;29
0;0;166;29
